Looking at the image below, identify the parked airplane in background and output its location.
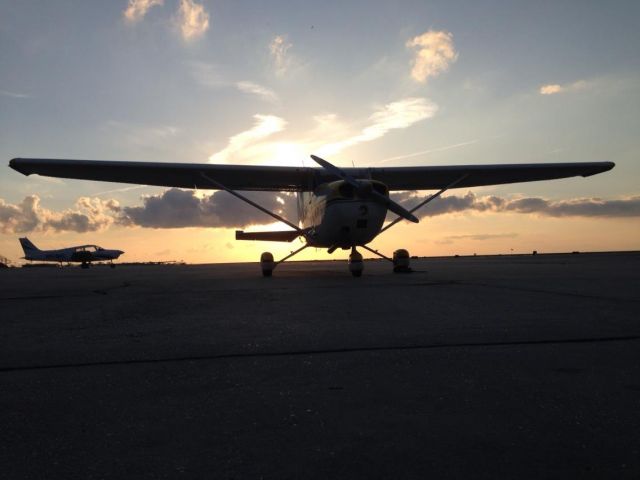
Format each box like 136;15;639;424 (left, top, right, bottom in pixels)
19;237;124;268
10;156;613;276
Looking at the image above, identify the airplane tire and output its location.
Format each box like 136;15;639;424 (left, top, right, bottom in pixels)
260;252;274;277
81;262;89;269
110;264;116;269
349;250;364;277
393;249;411;273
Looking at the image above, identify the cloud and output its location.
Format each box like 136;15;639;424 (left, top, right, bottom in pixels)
393;192;640;219
209;114;287;163
235;81;278;103
175;0;209;40
123;0;163;23
0;89;30;99
406;30;458;83
0;196;120;234
103;121;180;148
120;189;297;228
270;35;292;75
188;62;277;102
378;139;478;164
315;98;438;156
539;80;589;95
436;233;518;245
3;191;639;235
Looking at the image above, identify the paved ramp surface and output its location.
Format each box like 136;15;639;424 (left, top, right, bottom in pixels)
1;253;639;478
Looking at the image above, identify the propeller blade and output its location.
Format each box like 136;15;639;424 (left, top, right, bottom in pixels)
310;154;418;223
310;154;358;187
370;190;419;223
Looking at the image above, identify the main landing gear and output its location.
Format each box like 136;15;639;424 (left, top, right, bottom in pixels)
259;245;412;277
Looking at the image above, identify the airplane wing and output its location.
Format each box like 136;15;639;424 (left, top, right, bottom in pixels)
9;158;614;192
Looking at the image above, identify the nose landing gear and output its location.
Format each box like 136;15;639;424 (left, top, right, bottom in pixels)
348;247;363;277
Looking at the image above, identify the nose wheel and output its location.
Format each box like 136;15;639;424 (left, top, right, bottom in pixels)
349;247;363;277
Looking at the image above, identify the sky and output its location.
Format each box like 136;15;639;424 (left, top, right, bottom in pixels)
1;0;639;265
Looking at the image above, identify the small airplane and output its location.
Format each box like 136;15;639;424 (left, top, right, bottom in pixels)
9;156;613;276
18;237;124;268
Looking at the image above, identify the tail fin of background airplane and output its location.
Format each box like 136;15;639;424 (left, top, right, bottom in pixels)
19;237;40;254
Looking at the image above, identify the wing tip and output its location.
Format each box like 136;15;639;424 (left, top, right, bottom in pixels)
9;158;31;176
582;161;615;177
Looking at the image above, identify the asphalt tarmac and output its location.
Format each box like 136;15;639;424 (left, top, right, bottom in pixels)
1;252;639;479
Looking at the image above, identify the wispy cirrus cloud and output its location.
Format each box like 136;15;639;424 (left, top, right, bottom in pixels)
539;80;589;95
406;30;458;83
235;81;278;103
123;0;163;23
378;139;478;164
436;232;518;245
315;98;438;156
175;0;209;41
208;114;287;163
270;35;292;75
103;120;180;148
189;62;278;102
0;89;30;99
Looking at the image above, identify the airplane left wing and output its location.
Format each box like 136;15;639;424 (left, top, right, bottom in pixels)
9;158;315;192
10;158;614;192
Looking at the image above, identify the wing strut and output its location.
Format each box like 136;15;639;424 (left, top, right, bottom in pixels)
199;172;303;234
379;174;469;234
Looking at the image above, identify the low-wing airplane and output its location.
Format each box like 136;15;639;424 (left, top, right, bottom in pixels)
18;237;124;268
9;156;613;276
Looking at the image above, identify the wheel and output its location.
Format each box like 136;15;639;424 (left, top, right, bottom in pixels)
110;263;116;269
393;249;412;273
81;262;89;269
349;249;364;277
260;252;274;277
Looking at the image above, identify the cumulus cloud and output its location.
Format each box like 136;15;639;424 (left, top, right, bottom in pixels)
235;81;278;103
0;196;120;234
175;0;209;40
123;0;163;22
393;192;640;219
406;30;458;83
209;114;287;163
270;35;292;75
120;189;297;228
315;98;438;156
539;80;588;95
3;191;638;235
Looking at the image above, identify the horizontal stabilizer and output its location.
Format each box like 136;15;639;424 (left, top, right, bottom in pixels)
235;230;301;242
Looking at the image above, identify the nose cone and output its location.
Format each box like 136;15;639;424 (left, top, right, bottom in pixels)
115;250;125;257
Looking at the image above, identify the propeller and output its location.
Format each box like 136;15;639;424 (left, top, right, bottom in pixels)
310;155;419;223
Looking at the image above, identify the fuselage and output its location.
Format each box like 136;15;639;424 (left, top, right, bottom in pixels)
297;180;389;249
